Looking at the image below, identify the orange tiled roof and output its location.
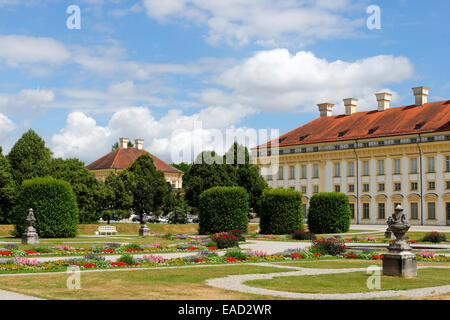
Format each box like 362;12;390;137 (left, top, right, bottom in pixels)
256;100;450;149
86;147;183;174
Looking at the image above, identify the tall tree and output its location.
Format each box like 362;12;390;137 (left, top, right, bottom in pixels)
183;151;237;211
0;147;16;224
7;129;52;186
170;162;192;173
224;143;267;212
128;154;169;226
102;170;135;223
49;158;103;223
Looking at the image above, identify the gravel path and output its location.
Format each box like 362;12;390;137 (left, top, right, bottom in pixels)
206;264;450;299
0;289;43;300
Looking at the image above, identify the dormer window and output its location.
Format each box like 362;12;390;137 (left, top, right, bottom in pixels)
279;137;286;143
368;127;379;134
338;130;349;137
299;135;309;141
414;122;425;130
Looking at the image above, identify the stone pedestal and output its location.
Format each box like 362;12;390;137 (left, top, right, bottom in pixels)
139;224;150;237
383;251;417;277
22;227;39;244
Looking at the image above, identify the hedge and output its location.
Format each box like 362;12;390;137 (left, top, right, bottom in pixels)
259;188;303;234
13;177;79;238
198;186;249;235
307;192;351;234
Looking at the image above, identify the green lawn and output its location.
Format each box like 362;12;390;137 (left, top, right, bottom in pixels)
0;265;295;300
245;268;450;294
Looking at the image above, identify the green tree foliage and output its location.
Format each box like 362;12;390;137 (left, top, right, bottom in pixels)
7;129;52;186
128;154;170;222
0;147;16;224
307;192;351;234
259;188;303;234
170;162;192;173
198;186;249;234
223;143;268;211
112;140;134;150
102;170;135;223
183;151;238;211
13;177;78;238
49;158;103;223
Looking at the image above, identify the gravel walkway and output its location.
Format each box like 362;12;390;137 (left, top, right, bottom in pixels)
206;264;450;299
0;289;43;300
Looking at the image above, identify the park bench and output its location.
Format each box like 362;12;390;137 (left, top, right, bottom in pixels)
97;226;118;235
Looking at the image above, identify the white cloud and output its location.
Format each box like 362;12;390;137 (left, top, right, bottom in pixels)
201;49;414;114
0;88;55;115
0;113;16;133
51;104;256;163
0;34;71;66
143;0;364;46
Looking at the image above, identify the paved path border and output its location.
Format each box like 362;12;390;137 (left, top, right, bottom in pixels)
206;264;450;299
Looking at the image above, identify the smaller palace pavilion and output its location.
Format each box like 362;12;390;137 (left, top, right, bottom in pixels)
86;138;184;189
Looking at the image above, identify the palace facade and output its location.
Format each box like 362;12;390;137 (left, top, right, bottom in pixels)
253;87;450;226
86;138;183;189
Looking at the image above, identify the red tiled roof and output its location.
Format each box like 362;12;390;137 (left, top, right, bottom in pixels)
86;147;183;174
256;100;450;149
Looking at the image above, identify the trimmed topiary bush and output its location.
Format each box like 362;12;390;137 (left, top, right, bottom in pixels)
198;186;249;235
211;232;239;249
307;192;351;234
259;188;303;234
292;228;316;240
422;232;447;243
13;177;78;238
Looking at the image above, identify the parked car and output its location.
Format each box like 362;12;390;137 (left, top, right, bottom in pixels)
131;216;140;222
158;216;169;223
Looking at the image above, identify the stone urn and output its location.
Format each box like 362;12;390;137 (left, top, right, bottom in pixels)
382;205;417;277
21;208;39;244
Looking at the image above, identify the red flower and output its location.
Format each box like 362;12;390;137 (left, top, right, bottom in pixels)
313;253;323;257
187;247;198;250
208;247;217;250
226;256;241;262
0;251;11;256
291;253;304;259
25;250;38;255
110;261;131;267
345;253;357;259
102;249;115;253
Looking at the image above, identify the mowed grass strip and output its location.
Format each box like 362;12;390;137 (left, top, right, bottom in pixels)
273;260;382;269
245;268;450;294
0;265;295;300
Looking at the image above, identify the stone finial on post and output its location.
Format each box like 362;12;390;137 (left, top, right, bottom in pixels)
22;208;39;244
382;205;417;277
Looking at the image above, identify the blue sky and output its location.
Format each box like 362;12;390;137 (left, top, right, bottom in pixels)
0;0;449;164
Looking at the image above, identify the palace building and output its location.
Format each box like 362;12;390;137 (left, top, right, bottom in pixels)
253;87;450;226
86;138;184;189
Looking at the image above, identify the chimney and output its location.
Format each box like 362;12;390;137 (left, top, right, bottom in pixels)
317;103;334;117
120;137;129;149
343;98;358;116
412;86;430;106
375;92;392;112
135;139;144;150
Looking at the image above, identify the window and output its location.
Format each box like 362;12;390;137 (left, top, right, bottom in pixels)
334;185;341;193
428;181;435;191
394;183;401;191
362;142;369;148
363;203;370;219
427;202;436;220
301;165;307;179
303;204;307;217
313;164;319;178
447;181;450;190
289;166;295;180
268;174;272;181
378;203;385;219
393;159;401;175
348;184;355;193
313;146;319;152
313;185;319;194
410;202;419;220
349;203;355;219
301;186;307;194
362;161;369;176
410;158;418;174
378;183;385;192
348;162;354;177
446;156;450;172
427;156;435;173
363;184;370;192
377;159;385;175
411;182;418;191
334;162;341;177
278;166;284;180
